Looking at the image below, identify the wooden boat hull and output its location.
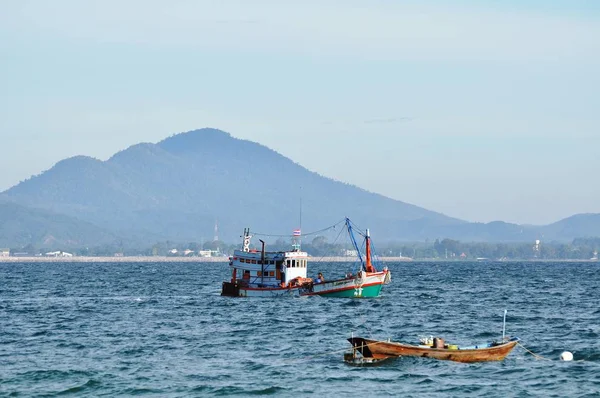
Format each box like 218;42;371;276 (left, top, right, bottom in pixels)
222;271;390;298
348;337;518;363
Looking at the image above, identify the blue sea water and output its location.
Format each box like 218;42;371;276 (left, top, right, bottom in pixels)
1;261;599;397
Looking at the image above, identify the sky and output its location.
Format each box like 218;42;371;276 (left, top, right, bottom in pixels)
1;0;599;225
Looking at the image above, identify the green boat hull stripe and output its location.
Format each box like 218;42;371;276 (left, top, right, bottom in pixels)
315;283;383;298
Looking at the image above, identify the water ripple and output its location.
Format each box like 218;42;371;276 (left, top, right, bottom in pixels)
1;261;598;396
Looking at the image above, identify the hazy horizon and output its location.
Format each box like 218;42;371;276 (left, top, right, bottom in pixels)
2;1;598;225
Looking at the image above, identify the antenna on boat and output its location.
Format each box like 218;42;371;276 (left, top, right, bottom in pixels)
502;309;507;341
259;239;265;285
292;187;302;251
299;186;302;234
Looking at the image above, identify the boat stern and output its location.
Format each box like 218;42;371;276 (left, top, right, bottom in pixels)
221;281;240;297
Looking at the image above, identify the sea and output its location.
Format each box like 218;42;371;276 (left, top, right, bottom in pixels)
1;261;599;397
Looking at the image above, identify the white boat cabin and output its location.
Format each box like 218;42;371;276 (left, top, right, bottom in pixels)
228;229;309;288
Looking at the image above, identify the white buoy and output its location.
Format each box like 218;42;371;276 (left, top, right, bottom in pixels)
560;351;573;361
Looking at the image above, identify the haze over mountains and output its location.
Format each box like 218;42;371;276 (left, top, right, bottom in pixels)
1;128;599;248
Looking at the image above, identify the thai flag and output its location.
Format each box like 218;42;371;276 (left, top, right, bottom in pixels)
293;229;301;236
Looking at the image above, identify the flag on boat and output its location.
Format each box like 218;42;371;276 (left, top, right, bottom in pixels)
293;229;301;236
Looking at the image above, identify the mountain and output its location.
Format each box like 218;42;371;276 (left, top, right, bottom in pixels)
0;201;117;248
0;128;598;246
541;214;600;241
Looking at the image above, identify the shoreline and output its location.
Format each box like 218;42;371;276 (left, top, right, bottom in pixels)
0;256;412;263
0;256;597;263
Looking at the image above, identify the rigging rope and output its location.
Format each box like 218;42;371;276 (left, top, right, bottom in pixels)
517;342;552;361
517;342;583;362
346;218;369;238
312;222;347;263
250;218;346;238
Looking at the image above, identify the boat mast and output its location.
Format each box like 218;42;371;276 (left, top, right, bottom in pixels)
502;309;507;341
365;228;375;272
346;218;376;273
345;218;364;268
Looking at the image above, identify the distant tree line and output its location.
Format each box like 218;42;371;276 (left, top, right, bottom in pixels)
6;236;600;260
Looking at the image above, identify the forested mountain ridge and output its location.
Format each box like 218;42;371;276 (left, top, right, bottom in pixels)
0;201;117;247
1;128;599;246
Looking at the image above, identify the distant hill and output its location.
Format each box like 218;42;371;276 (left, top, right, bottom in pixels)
541;213;600;241
0;128;598;246
0;201;117;248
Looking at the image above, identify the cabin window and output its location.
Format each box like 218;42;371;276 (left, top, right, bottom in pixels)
270;271;274;277
251;259;256;264
292;259;296;267
257;271;262;276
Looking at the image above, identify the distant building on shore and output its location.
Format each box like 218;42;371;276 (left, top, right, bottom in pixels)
198;249;213;257
11;252;32;257
45;251;73;257
198;249;224;257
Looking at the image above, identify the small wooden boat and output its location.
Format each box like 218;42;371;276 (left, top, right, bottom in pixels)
347;336;519;363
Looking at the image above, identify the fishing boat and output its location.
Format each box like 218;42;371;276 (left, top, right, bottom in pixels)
221;218;391;298
346;336;519;363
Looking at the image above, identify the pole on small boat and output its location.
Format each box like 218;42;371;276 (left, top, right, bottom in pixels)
259;239;265;285
502;309;507;341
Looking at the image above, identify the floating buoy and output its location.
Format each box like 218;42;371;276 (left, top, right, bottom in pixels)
560;351;573;361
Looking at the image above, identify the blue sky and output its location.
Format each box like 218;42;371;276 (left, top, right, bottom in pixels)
1;0;598;225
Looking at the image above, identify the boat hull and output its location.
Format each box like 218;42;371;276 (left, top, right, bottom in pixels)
348;337;518;363
305;271;388;298
221;271;389;298
315;283;383;298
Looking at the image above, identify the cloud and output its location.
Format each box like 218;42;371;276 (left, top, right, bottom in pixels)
212;18;260;25
364;117;413;124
